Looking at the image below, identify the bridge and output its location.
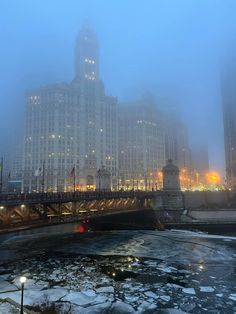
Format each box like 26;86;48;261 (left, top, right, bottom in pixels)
0;190;183;227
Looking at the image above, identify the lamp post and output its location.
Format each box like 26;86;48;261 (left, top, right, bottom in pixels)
20;276;26;314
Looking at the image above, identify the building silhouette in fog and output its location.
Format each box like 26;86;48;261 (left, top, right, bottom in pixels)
192;142;209;185
23;25;118;192
164;109;192;170
222;61;236;188
163;105;193;189
118;95;165;190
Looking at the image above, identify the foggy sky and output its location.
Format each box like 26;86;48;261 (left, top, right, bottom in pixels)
1;0;236;177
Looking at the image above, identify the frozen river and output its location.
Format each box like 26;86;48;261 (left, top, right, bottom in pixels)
0;226;236;313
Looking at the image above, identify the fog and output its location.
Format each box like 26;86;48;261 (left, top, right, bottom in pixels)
1;0;236;177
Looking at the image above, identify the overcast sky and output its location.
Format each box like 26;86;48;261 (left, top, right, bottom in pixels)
1;0;236;176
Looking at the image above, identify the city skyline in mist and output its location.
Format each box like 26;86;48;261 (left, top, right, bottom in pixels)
1;0;236;177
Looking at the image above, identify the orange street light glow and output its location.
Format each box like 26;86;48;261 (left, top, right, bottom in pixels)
205;171;221;185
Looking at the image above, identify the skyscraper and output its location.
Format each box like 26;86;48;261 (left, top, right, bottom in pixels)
72;26;118;189
163;105;193;190
23;25;118;192
222;61;236;188
164;108;192;173
118;95;165;190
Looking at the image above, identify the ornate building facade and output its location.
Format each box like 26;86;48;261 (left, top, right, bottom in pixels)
23;26;118;192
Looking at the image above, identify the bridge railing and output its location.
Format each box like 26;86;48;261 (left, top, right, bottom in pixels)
0;190;159;206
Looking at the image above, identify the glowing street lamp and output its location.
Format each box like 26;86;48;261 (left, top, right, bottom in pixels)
20;276;26;314
205;171;221;186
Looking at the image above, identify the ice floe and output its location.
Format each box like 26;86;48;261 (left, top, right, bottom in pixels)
182;287;196;295
200;286;215;292
110;301;135;313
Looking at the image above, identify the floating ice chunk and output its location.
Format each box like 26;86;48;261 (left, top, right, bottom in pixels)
100;278;111;284
0;302;18;314
62;291;96;306
0;288;67;306
125;295;139;302
12;277;46;290
34;280;49;290
110;301;135;313
82;301;112;314
160;295;171;302
178;270;191;274
157;266;176;273
200;286;215;293
182;288;196;295
229;293;236;301
161;309;188;314
0;275;9;281
122;283;133;289
144;291;159;299
216;293;223;297
166;283;183;289
138;300;156;311
96;286;114;293
81;289;97;297
94;295;109;303
41;288;68;302
0;281;18;293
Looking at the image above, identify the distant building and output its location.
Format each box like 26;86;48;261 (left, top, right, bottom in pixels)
222;61;236;188
164;110;192;172
118;95;165;190
8;136;23;192
23;25;118;192
163;107;193;189
191;143;209;185
192;144;209;174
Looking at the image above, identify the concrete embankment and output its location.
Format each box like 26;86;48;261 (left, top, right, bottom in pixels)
186;208;236;222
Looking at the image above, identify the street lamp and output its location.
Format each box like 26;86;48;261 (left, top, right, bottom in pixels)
20;276;26;314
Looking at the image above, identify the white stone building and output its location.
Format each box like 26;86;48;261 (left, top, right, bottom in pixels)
23;25;118;192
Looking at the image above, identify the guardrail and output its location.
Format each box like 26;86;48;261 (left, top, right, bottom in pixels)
0;190;160;206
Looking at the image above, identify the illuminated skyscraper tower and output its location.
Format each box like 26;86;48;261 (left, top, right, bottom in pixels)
75;25;99;84
23;25;118;192
73;25;118;188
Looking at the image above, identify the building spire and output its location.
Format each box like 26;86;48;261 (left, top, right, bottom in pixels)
74;24;99;82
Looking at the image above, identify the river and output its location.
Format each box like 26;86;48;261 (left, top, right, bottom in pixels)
0;223;236;313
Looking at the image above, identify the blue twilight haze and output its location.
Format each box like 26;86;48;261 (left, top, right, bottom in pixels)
1;0;236;176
